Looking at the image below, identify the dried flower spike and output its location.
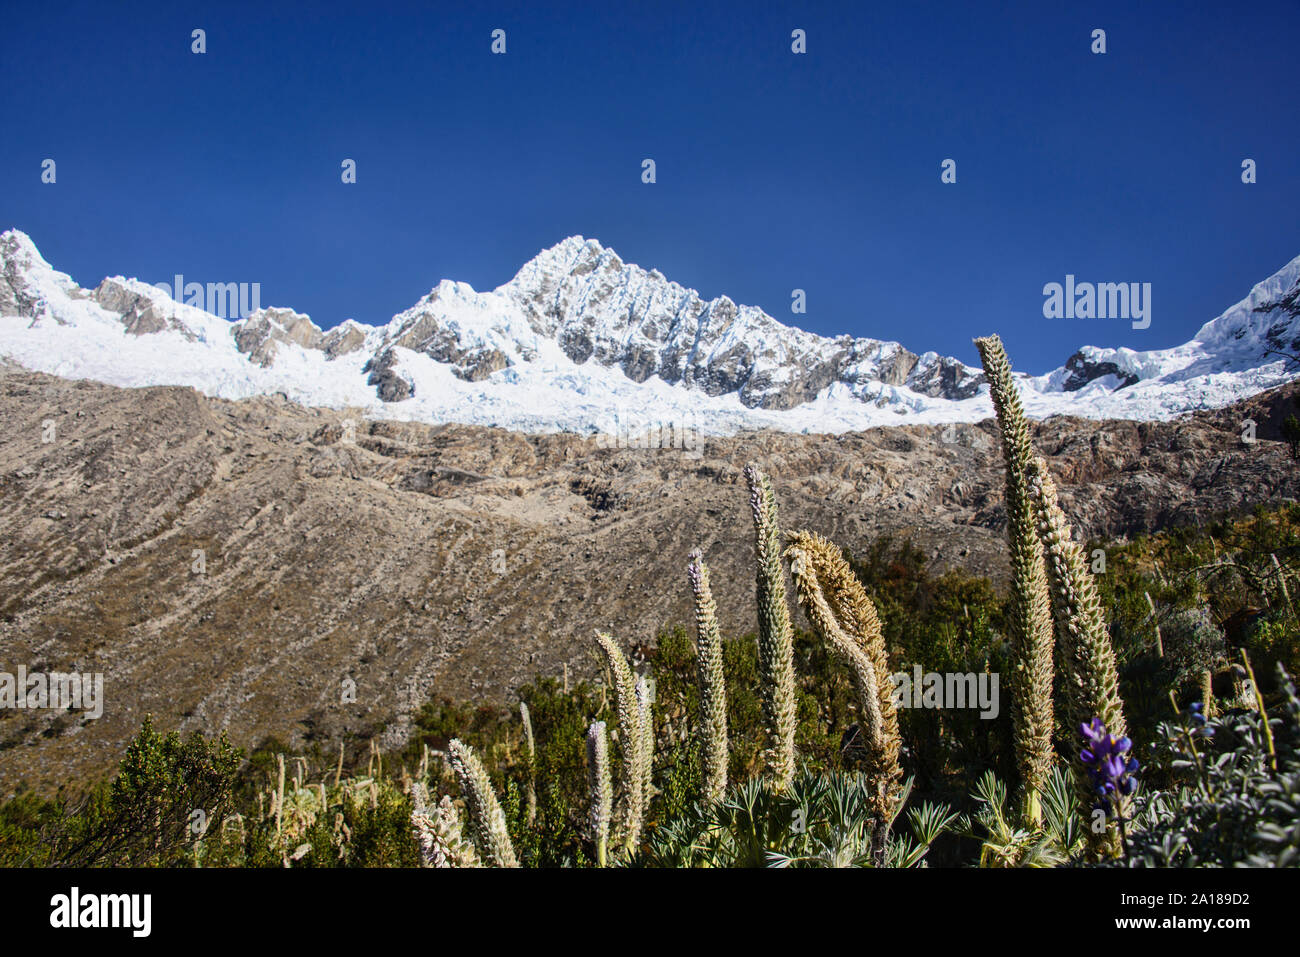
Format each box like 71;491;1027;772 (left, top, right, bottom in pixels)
744;462;798;790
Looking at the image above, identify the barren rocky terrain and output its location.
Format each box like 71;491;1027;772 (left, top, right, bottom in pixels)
1;361;1297;791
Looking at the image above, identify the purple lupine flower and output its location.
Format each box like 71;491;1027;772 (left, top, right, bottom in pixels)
1079;718;1139;815
1188;702;1214;737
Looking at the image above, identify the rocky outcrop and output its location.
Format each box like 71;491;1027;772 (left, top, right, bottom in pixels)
234;311;369;367
363;348;414;401
322;321;367;358
908;354;984;399
1062;351;1141;392
92;279;198;340
234;308;325;366
381;285;513;383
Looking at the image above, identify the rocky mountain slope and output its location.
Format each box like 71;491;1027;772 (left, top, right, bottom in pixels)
2;229;1298;435
1;363;1296;791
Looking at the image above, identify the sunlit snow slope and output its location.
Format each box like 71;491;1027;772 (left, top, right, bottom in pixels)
2;229;1297;435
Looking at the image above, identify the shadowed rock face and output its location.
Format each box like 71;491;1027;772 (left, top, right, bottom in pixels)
0;364;1295;791
382;305;510;383
363;349;414;401
1062;351;1141;392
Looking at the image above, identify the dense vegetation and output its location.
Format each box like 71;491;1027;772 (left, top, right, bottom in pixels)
2;500;1295;868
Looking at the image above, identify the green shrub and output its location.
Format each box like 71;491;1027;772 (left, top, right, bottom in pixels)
1118;666;1300;867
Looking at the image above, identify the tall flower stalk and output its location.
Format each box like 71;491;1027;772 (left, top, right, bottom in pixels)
586;720;612;867
975;335;1056;825
1026;455;1128;849
786;530;903;860
688;548;729;803
520;701;538;826
447;739;518;867
594;631;646;855
744;462;798;790
1025;456;1124;733
636;675;655;812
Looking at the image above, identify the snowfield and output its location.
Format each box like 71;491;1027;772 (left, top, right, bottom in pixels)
1;228;1297;436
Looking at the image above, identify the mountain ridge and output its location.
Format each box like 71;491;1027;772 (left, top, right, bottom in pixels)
1;228;1297;436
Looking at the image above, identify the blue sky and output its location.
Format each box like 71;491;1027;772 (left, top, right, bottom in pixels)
3;0;1297;373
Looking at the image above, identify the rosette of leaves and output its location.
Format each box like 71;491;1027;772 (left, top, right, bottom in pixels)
956;766;1085;867
637;770;955;868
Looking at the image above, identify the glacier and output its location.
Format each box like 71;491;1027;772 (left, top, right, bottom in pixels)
1;227;1297;436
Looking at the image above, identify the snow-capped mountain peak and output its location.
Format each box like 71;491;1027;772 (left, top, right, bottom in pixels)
1;227;1297;435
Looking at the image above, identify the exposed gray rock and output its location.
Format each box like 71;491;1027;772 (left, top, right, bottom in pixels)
322;321;366;358
233;308;325;367
94;279;199;341
363;348;414;401
1062;351;1140;392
